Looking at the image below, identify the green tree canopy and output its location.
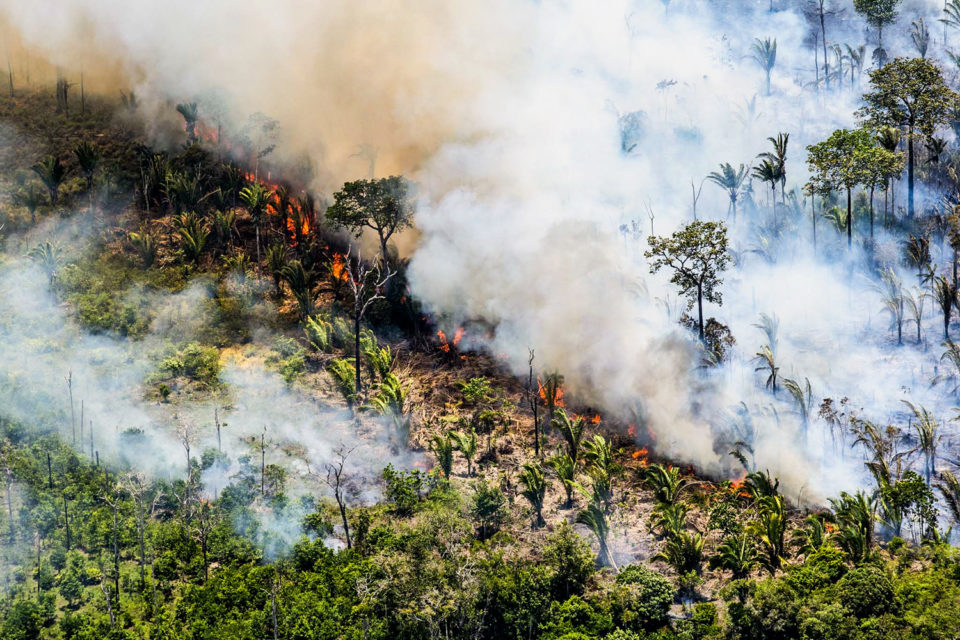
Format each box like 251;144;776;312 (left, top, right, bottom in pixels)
325;176;414;268
645;220;730;340
858;58;958;218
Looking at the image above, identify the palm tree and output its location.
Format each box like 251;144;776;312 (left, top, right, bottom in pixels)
709;533;757;579
279;260;316;319
783;377;813;444
938;338;960;397
649;502;689;539
706;163;749;221
932;275;956;339
905;287;926;345
128;227;156;267
911;18;930;59
935;470;960;533
27;241;63;285
655;530;705;575
541;372;563;428
829;491;876;563
903;235;931;284
753;345;779;393
552;409;586;463
367;373;411;444
748;496;787;575
549;451;578;509
239;182;274;274
643;464;688;507
902;400;941;485
31;156;69;206
876;127;900;225
73;141;100;192
173;212;210;265
450;429;479;476
265;242;288;297
430;434;455;480
753;312;780;356
845;44;866;89
751;37;777;96
878;268;905;345
519;462;547;527
744;469;780;501
582;434;617;476
752;158;781;210
791;514;830;557
13;183;45;225
576;502;617;570
758;133;789;203
176;102;199;143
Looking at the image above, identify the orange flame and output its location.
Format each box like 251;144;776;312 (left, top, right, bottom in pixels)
437;327;464;353
537;380;565;407
632;447;649;468
627;423;636;437
591;414;601;424
331;253;348;282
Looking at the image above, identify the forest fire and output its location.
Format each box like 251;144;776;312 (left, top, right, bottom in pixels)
331;253;348;282
437;327;464;353
537;380;565;407
632;447;649;467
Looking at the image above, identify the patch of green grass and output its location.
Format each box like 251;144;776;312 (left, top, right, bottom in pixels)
148;341;222;390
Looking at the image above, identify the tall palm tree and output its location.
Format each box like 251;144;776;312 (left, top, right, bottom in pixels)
902;400;941;485
829;491;876;563
783;377;813;444
877;127;901;225
239;182;274;274
176;102;199;143
905;287;926;345
751;37;778;96
911;18;931;59
753;345;779;393
933;275;956;339
752;158;781;210
31;156;69;206
519;462;547;527
878;268;906;345
758;133;789;202
706;163;749;221
935;470;960;533
576;502;617;570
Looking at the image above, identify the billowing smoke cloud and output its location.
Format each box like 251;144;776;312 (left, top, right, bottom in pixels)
3;0;957;501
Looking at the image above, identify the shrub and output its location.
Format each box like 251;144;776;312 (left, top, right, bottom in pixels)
614;565;675;629
835;565;894;618
156;342;221;388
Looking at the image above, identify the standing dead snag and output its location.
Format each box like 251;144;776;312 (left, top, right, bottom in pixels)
344;255;393;397
325;445;356;549
101;486;122;606
66;370;75;444
526;349;541;457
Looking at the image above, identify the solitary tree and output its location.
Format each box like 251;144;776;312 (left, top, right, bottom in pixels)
852;0;901;65
859;58;959;219
646;220;731;340
705;163;749;221
326;176;414;269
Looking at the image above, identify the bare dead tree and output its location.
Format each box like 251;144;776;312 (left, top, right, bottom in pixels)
124;472;163;591
344;254;394;397
66;370;75;444
325;445;357;549
191;499;217;582
176;422;196;515
526;349;541;457
1;445;14;543
101;487;122;606
691;178;706;221
98;555;116;626
214;408;223;452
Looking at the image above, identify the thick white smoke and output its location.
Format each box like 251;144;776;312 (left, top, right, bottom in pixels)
3;0;958;501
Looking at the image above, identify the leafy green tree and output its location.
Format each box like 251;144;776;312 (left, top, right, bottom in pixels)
859;58;959;218
853;0;901;64
645;220;731;339
836;565;894;618
325;176;414;268
471;480;507;539
806;128;892;247
614;565;675;629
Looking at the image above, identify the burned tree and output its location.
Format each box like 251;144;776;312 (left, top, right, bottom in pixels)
325;446;356;549
646;220;730;340
344;255;393;396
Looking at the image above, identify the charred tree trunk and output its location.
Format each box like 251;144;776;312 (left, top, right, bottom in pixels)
846;187;853;248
